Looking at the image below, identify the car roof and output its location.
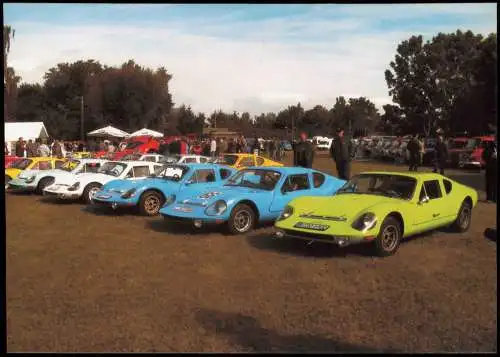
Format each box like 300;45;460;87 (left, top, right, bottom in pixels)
160;162;231;170
112;160;157;166
359;171;446;180
242;166;321;175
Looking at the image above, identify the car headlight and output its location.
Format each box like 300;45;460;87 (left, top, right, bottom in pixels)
162;194;176;207
204;200;227;216
68;182;80;191
121;188;137;199
277;205;294;221
352;212;377;232
25;176;36;183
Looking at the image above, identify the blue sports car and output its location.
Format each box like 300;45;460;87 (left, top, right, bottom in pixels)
159;166;346;234
92;163;237;216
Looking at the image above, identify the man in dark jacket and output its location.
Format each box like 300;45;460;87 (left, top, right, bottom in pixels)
330;128;352;180
293;132;314;168
433;130;448;175
406;134;420;171
481;139;497;203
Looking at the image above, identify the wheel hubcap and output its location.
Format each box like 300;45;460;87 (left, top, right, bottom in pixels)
145;196;160;214
234;210;252;232
381;225;398;251
89;187;99;201
459;206;470;228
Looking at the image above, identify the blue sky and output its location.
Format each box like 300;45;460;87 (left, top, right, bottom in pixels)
3;3;497;115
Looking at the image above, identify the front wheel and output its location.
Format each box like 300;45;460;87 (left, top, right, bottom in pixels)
227;204;255;235
36;177;55;195
451;200;472;233
372;216;402;257
83;183;102;204
139;191;164;216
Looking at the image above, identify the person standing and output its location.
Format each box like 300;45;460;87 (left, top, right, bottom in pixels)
433;130;448;175
330;128;352;180
26;139;37;157
38;139;50;157
406;134;420;171
15;137;25;157
294;132;314;168
5;142;9;156
418;134;425;166
252;137;260;155
481;139;497;203
210;136;217;158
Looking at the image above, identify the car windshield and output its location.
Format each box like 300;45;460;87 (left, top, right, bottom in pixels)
215;155;238;166
153;164;189;181
160;155;181;164
11;158;33;170
125;141;142;150
59;160;80;172
122;154;142;161
225;169;282;191
97;162;127;177
336;174;417;200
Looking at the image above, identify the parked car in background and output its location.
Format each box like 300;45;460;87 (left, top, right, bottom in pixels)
121;153;166;163
160;167;346;234
447;137;475;168
92;163;237;216
94;136;161;159
161;154;211;164
212;153;284;169
274;172;478;257
5;157;66;190
43;160;162;203
4;156;21;168
460;135;495;169
7;158;106;194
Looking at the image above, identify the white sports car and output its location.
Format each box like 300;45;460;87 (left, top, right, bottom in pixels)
161;154;211;164
7;158;107;194
43;160;163;203
121;153;166;163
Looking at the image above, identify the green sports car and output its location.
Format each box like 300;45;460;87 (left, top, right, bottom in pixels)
274;171;478;257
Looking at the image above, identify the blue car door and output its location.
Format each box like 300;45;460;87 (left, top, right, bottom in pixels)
269;173;312;213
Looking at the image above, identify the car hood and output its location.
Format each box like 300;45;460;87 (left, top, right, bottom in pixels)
179;185;268;206
290;194;398;221
103;177;178;192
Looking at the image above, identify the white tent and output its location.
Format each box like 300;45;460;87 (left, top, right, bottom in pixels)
87;125;129;138
127;128;163;138
5;122;49;154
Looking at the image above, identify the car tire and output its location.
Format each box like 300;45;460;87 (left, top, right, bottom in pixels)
83;183;102;204
139;191;164;216
5;175;12;190
451;200;472;233
36;177;54;195
228;203;255;235
372;216;402;257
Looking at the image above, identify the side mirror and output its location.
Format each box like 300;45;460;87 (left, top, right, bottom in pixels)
185;179;194;185
419;196;430;205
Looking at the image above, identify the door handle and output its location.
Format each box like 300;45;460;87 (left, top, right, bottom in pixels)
433;213;440;217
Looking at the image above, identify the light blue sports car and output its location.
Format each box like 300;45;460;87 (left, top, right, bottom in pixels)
92;163;237;216
159;166;346;234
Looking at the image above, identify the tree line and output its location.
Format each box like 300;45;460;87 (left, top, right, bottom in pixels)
3;26;497;140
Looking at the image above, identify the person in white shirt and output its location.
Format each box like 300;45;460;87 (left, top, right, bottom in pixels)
210;137;217;157
38;140;51;157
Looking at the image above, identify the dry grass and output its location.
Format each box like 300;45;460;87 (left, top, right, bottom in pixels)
6;156;497;352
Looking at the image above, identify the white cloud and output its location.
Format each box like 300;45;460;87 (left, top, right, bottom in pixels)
6;4;497;116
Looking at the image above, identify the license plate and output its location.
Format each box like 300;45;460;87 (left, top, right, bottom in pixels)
173;206;192;213
294;222;330;231
97;195;111;199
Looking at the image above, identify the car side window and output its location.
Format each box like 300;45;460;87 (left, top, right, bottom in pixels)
144;156;157;162
192;169;216;183
219;169;232;180
239;157;255;167
443;179;452;194
84;163;100;173
184;157;197;163
132;166;150;178
423;180;442;200
282;174;310;193
256;157;265;166
199;157;208;163
54;160;64;169
312;172;326;188
39;161;51;170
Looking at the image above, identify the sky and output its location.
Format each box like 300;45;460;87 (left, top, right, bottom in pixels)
3;3;497;116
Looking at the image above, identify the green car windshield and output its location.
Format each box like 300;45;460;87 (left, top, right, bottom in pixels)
336;174;417;200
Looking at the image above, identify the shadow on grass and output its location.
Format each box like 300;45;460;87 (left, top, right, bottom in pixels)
194;308;398;353
6;190;34;196
37;196;75;205
484;228;497;243
145;218;225;236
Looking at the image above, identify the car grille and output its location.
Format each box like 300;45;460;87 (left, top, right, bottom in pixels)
283;229;335;241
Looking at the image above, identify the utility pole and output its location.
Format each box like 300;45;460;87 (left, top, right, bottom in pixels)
80;95;84;141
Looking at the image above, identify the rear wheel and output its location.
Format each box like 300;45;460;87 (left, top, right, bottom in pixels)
139;191;164;216
83;183;102;204
451;200;472;233
228;204;255;235
372;216;402;257
36;177;54;195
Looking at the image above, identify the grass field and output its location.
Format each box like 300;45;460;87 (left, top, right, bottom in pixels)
6;156;497;352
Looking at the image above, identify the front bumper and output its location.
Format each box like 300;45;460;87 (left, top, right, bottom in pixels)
92;191;138;208
43;185;82;200
7;179;36;192
273;227;370;247
160;204;227;228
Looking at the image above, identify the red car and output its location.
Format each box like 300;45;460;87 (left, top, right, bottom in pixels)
93;136;161;160
461;135;495;169
4;156;21;168
447;137;475;168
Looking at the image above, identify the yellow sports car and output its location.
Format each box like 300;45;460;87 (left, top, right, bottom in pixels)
66;151;92;159
213;153;284;169
5;157;66;189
